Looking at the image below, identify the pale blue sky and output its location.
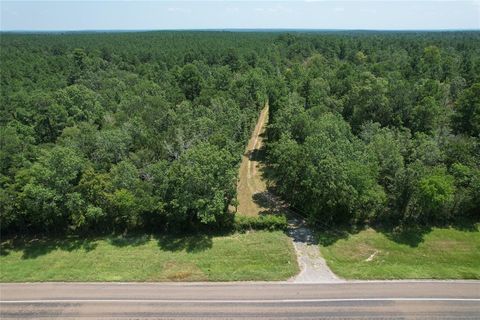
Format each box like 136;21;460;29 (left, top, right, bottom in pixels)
1;1;479;31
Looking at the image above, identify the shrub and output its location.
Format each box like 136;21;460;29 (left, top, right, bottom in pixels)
233;214;288;232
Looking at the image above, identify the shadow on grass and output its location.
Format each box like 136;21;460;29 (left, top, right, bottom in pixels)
0;237;98;259
316;226;363;247
109;235;151;247
252;191;276;211
374;225;431;248
315;220;479;248
315;224;430;248
377;219;479;248
155;234;212;253
0;232;215;260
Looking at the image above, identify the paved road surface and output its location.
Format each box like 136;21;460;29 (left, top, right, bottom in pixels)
1;281;479;319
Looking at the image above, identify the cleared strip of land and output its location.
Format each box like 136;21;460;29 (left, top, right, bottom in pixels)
235;103;269;216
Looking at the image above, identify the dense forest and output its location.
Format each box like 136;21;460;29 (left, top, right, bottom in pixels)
1;31;479;235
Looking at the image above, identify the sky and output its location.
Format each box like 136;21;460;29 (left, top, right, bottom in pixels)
1;1;479;31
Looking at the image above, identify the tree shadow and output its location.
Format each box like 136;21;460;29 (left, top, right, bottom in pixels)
374;219;479;248
374;225;431;248
316;229;349;247
155;233;212;253
316;225;365;247
253;190;293;218
252;152;432;248
252;191;275;211
0;232;215;259
0;237;98;259
108;234;151;247
315;224;436;248
246;147;266;162
310;220;480;249
448;219;480;232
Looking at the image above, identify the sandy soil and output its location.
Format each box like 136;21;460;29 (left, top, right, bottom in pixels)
235;104;269;216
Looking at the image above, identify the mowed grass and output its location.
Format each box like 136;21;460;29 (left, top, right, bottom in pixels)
319;226;480;279
0;231;298;282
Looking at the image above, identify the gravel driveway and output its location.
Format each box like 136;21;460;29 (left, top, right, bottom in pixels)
287;215;342;283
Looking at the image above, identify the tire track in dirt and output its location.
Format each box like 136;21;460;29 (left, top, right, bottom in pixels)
235;104;269;216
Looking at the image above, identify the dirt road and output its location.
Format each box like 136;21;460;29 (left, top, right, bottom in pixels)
234;103;340;283
235;103;269;216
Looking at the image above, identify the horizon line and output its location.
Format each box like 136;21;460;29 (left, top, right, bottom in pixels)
2;28;480;33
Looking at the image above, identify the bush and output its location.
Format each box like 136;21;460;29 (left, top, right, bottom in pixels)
233;214;288;232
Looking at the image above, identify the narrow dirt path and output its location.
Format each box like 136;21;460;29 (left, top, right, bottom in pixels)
235;104;269;216
235;103;340;283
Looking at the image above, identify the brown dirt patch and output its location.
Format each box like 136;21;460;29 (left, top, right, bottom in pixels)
235;103;270;216
163;261;207;281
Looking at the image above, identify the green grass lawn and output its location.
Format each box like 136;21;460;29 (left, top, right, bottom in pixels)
319;226;480;280
0;231;298;282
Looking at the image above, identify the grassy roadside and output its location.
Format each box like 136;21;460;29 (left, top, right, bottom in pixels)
0;231;298;282
319;226;480;280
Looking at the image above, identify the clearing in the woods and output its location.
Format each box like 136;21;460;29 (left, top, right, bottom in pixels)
235;103;270;217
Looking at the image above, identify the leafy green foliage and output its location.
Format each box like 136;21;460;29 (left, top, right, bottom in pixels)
1;31;479;234
452;83;480;136
1;32;271;234
179;63;203;101
266;31;480;227
233;214;288;232
167;143;237;226
418;169;455;217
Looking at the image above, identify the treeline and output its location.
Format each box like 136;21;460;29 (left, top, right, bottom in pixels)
267;32;480;227
1;31;479;234
1;32;270;234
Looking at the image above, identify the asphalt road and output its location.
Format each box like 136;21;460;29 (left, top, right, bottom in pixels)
1;281;479;319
